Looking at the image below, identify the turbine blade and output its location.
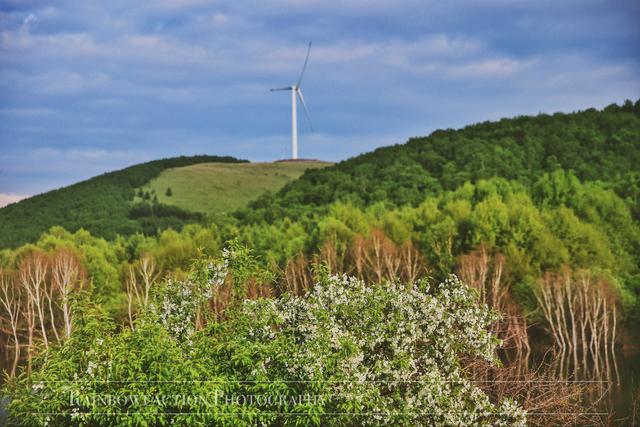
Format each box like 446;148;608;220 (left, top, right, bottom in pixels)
270;86;292;91
296;41;312;87
297;89;313;131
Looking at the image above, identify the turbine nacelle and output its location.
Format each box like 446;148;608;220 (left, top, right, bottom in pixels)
269;85;299;92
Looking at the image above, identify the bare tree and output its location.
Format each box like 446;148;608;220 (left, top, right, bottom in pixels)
125;253;160;329
535;269;618;379
364;229;386;283
19;252;49;349
283;253;312;295
0;270;22;377
399;241;426;284
459;246;529;355
51;249;84;340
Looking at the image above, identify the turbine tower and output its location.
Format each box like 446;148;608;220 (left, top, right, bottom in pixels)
270;41;313;160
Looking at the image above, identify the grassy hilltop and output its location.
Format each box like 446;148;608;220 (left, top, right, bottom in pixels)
0;157;329;248
138;161;330;215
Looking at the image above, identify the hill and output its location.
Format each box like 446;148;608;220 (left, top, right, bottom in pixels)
138;161;330;215
239;100;640;223
0;157;331;249
0;155;246;248
1;101;638;249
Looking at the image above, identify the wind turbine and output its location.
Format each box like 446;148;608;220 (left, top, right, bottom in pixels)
270;41;313;160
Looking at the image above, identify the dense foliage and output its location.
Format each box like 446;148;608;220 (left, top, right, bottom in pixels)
239;100;640;222
4;250;525;426
230;173;638;316
0;155;246;248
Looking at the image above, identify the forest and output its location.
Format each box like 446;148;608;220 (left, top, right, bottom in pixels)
1;101;639;425
241;100;640;222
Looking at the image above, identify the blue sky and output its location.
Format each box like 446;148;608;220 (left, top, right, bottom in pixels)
1;0;639;203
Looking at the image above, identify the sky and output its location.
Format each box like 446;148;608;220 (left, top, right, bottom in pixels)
0;0;639;204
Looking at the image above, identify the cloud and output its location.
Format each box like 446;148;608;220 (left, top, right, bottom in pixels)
0;193;29;207
0;107;56;116
0;0;637;197
0;21;493;78
143;0;213;12
22;13;36;26
0;147;151;194
445;57;532;78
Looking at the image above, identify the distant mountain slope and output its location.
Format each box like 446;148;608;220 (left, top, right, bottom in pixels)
240;101;640;223
0;155;245;248
139;161;331;215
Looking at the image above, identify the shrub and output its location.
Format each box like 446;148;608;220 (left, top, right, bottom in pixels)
4;249;525;426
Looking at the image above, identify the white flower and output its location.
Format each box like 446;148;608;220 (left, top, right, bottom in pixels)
86;361;96;376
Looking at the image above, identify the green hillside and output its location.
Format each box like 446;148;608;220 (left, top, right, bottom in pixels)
0;157;331;249
239;101;640;223
1;101;639;322
228;100;640;321
0;155;246;248
138;161;330;215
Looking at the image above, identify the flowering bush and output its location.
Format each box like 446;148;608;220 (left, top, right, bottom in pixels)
3;305;255;426
202;273;526;426
3;247;525;426
153;252;229;344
